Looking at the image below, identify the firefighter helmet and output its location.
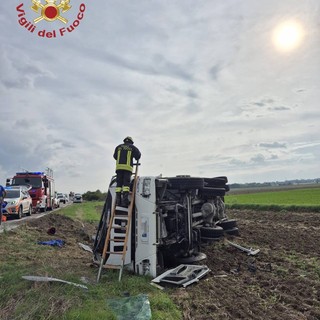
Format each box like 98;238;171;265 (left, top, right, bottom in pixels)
123;136;134;144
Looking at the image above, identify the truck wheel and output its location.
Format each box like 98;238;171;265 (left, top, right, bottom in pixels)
26;206;32;216
225;227;239;236
17;206;23;219
200;226;224;238
168;177;204;190
204;177;228;187
200;187;226;197
216;219;237;230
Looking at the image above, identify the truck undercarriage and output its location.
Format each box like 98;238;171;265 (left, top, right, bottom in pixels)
93;175;238;277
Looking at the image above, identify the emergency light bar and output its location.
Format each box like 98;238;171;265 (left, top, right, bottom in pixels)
15;172;44;175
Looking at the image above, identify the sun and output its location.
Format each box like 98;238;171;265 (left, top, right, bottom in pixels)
272;20;304;52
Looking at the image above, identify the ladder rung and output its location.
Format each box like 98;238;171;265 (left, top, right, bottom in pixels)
107;251;124;255
116;206;129;211
114;215;129;222
111;226;127;229
104;264;122;270
110;238;125;242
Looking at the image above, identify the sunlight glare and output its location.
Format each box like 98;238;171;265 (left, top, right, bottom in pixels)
272;20;304;52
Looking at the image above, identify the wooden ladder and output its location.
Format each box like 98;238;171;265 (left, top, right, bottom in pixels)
97;163;139;282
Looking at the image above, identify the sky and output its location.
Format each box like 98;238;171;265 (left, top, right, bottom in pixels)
0;0;319;193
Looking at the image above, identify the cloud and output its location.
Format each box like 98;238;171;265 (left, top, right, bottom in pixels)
268;106;291;111
259;142;287;148
251;154;265;164
209;63;224;80
0;46;54;90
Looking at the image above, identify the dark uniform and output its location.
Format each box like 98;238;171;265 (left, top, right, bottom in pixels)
113;137;141;207
0;185;6;225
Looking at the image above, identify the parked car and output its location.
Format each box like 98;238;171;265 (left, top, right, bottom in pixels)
73;193;83;203
64;194;69;202
2;186;33;219
57;193;67;204
53;194;60;208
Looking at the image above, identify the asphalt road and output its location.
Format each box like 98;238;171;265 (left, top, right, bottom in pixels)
0;202;70;234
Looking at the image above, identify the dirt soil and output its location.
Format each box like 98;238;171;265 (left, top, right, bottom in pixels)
172;209;320;320
3;209;320;320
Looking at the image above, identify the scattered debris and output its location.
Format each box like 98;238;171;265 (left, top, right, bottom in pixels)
80;277;89;284
47;227;56;235
107;294;151;320
247;259;257;273
152;264;210;288
78;242;93;253
213;274;228;278
226;240;260;256
37;239;65;247
22;276;88;290
150;282;165;290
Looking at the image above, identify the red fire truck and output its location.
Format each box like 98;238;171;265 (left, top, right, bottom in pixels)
7;169;55;212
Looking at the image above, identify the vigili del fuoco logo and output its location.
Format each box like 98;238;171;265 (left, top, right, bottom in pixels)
16;0;86;38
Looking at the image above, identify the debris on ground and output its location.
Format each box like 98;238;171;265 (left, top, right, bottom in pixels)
78;242;93;253
22;275;88;290
37;239;65;247
47;227;56;235
152;265;210;288
225;240;260;256
107;294;152;320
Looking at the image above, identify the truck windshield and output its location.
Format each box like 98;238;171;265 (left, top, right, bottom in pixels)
12;177;42;188
5;190;20;198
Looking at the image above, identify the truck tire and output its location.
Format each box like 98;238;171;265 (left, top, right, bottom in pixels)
204;177;228;187
167;177;204;190
216;219;237;230
200;226;224;238
200;187;226;197
225;227;239;236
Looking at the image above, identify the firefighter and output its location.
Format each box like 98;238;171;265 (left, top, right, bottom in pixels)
0;184;6;225
113;136;141;207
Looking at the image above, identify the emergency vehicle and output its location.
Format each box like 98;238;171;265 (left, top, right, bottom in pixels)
6;169;55;212
2;186;33;219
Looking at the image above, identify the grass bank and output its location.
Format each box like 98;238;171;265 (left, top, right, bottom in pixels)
0;202;181;320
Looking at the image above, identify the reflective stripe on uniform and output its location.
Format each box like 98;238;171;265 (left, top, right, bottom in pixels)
126;151;131;168
122;186;130;192
115;149;133;172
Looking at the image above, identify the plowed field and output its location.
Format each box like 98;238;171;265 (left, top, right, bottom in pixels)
173;209;320;319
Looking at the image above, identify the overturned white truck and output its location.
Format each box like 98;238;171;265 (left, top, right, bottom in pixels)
93;175;238;278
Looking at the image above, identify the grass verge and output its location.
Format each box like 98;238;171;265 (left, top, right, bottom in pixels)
0;203;181;320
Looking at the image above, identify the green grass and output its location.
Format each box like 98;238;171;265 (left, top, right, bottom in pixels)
61;201;103;222
0;202;182;320
225;187;320;211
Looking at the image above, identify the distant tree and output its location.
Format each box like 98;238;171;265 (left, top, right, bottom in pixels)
82;189;107;201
